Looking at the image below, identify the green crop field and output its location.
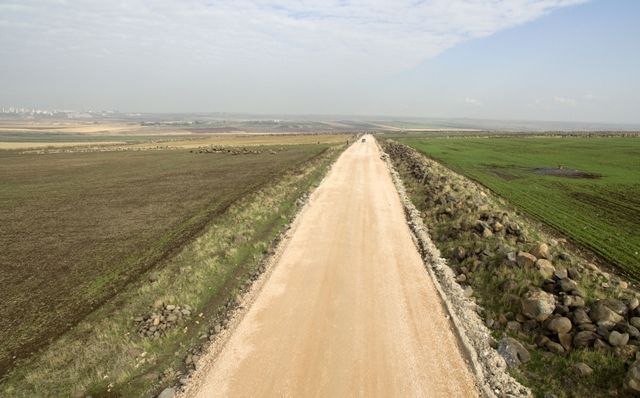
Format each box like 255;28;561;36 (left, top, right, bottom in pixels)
0;143;328;377
396;136;640;280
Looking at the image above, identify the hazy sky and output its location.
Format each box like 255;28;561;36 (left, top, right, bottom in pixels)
1;0;639;122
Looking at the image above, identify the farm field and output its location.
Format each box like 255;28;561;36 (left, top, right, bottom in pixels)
0;141;330;377
396;136;640;280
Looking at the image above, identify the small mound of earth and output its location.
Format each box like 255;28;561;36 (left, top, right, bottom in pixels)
534;167;600;179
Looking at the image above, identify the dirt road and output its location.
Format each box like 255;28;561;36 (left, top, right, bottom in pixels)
185;135;479;397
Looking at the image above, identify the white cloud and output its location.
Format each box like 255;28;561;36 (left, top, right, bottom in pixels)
0;0;587;79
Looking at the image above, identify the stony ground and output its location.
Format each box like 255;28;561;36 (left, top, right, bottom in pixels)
382;140;640;397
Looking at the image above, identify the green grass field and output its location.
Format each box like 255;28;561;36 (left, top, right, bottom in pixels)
397;136;640;280
0;144;328;377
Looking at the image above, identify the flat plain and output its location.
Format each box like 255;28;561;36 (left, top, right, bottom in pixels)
397;136;640;279
0;142;329;376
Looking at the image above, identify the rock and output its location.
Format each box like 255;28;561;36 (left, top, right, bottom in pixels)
578;323;597;332
558;332;573;350
593;338;611;351
498;337;530;368
585;262;598;271
624;360;640;393
554;269;568;280
564;295;585;308
535;259;555;278
601;298;628;316
463;286;474;298
532;243;551;259
505;251;517;266
573;308;592;325
535;334;551;348
548;317;572;334
590;302;624;327
454;246;467;261
455;273;467;283
506;321;522;333
609;331;630;347
574;362;593;376
630;317;640;329
482;227;494;238
158;388;176;398
628;297;640;311
573;331;599;348
493;221;504;232
620;324;640;339
559;278;578;293
568;268;581;280
522;289;556;321
517;251;537;268
596;325;611;339
545;340;565;354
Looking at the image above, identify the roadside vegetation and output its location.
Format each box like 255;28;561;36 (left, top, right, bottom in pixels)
0;139;346;396
396;135;640;280
382;139;640;397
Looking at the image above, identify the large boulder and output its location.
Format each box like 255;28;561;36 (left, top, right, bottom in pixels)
590;302;624;327
609;331;630;347
548;317;572;334
536;259;555;278
573;308;592;325
601;298;628;316
573;331;599;348
498;337;530;368
517;251;537;268
532;243;551;259
558;278;578;293
522;289;556;321
573;362;593;376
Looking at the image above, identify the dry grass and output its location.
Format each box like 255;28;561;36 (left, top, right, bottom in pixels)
134;133;353;149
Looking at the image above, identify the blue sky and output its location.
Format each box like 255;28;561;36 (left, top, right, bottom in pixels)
0;0;638;123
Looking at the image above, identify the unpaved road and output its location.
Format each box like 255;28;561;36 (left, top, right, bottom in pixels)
185;135;479;397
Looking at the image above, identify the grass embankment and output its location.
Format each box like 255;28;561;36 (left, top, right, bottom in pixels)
383;140;638;397
0;142;343;396
398;136;640;280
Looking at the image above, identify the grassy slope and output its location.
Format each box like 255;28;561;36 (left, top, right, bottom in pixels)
383;141;630;398
0;145;327;374
400;136;640;280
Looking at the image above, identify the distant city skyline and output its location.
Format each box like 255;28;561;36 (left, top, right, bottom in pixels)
1;0;639;123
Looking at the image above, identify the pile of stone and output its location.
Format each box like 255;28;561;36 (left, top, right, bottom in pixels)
382;140;640;393
192;145;263;155
135;304;193;338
